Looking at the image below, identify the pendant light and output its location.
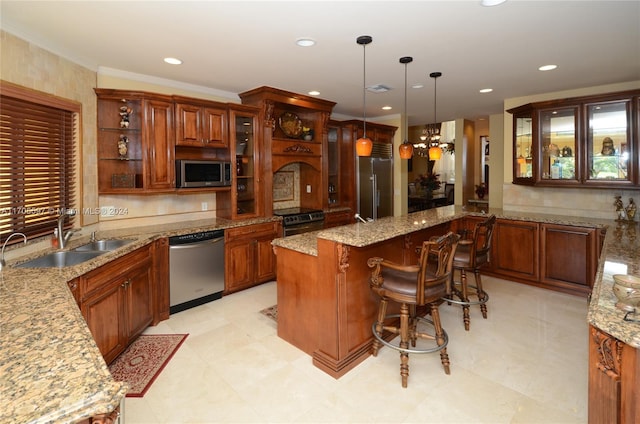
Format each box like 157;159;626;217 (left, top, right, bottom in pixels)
398;56;414;159
428;72;443;161
355;35;373;157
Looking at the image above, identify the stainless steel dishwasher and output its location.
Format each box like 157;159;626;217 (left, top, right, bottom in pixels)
169;229;225;314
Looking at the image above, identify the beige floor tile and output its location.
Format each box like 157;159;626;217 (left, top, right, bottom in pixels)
123;276;587;423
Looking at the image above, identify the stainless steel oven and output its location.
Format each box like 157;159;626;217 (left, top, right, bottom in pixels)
274;207;325;236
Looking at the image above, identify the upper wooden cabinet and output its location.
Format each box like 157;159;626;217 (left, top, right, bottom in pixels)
508;90;640;189
239;86;336;215
327;121;356;211
216;104;263;220
174;97;228;148
95;89;175;194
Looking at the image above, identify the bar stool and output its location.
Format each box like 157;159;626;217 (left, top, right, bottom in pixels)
367;232;459;388
446;214;496;331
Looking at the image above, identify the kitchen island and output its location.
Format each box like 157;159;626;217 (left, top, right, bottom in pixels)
271;204;640;415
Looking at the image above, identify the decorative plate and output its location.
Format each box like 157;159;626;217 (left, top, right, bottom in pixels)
278;112;303;138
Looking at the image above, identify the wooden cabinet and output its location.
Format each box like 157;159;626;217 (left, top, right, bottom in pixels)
455;216;599;296
175;99;227;148
144;98;176;190
540;223;597;295
95;89;175;194
79;244;156;364
324;209;354;228
224;221;281;294
588;325;640;423
326;121;356;211
507;89;640;189
492;219;539;282
343;120;397;145
239;86;336;215
217;104;262;219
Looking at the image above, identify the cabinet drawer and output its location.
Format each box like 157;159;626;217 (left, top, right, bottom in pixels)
225;222;281;240
81;245;152;300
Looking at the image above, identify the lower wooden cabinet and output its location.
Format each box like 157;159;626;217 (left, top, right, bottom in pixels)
225;221;281;294
541;223;597;295
588;325;640;423
492;219;539;282
454;216;599;296
79;243;156;364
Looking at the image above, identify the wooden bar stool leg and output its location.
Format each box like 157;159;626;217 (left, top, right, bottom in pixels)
475;270;488;319
409;304;418;347
372;298;387;357
430;304;450;374
399;303;410;388
460;270;471;331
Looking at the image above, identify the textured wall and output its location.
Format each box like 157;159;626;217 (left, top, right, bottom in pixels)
1;30;99;227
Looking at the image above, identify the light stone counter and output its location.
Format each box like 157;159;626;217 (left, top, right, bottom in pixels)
272;205;639;349
1;216;280;423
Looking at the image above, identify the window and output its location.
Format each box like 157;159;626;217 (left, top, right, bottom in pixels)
0;81;79;243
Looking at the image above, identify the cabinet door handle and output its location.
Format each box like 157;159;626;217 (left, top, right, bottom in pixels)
121;279;131;288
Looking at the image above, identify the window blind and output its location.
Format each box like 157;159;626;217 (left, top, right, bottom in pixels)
0;90;77;243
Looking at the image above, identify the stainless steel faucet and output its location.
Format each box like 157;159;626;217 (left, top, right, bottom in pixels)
57;208;77;249
0;232;27;273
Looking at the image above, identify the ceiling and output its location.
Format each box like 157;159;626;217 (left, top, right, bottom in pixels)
2;1;639;126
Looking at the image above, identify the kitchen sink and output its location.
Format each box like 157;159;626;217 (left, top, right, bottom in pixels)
16;251;105;268
72;239;135;252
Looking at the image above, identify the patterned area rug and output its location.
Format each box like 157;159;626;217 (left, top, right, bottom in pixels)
260;304;277;322
108;334;188;397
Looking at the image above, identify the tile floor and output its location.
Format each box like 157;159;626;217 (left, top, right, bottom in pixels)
124;276;589;423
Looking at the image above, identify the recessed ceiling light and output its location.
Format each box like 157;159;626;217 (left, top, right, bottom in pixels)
382;106;392;110
479;88;493;93
308;90;320;96
480;0;507;6
539;64;558;71
164;57;182;65
296;38;316;47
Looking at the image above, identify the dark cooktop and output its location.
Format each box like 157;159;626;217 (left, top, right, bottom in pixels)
273;207;325;226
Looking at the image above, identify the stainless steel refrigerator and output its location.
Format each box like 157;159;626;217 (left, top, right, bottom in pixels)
358;143;394;220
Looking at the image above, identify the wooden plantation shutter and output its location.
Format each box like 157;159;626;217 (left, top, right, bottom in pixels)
0;81;78;243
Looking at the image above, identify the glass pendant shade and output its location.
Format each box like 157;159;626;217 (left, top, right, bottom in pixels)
398;56;414;159
427;72;443;161
356;35;373;157
356;136;373;156
428;145;442;160
399;141;413;159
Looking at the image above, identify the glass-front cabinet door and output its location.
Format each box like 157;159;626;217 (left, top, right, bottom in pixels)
508;90;639;189
327;124;340;207
539;106;579;184
513;109;535;183
233;111;257;217
585;99;633;186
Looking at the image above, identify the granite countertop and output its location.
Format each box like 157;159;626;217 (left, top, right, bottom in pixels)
272;206;640;349
0;216;279;424
587;221;640;347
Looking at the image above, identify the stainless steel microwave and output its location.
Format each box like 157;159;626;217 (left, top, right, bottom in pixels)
175;160;232;188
